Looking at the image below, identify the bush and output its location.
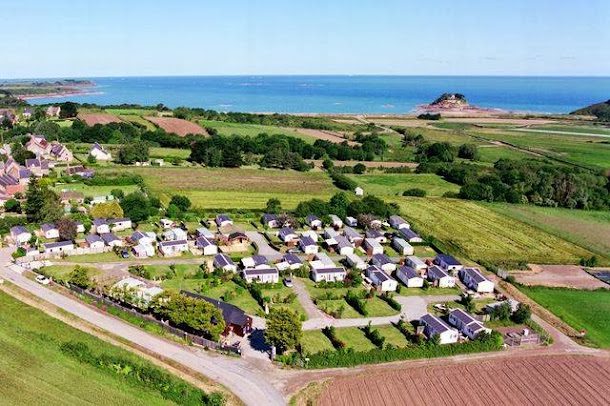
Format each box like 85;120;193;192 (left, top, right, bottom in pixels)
321;326;346;349
345;290;368;316
402;188;427;197
379;293;402;311
329;171;357;191
511;303;532;324
362;323;385;348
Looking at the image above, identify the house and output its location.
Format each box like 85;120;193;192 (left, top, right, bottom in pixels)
355;187;364;196
261;213;279;228
159;218;174;229
300;229;318;242
46;106;61;117
241;255;268;269
276;253;303;271
40;223;59;239
333;235;354;256
163;227;188;241
215;214;233;228
26;135;50;156
396;266;424;288
196;226;215;239
448;309;491;340
365;266;398;292
420;314;459;344
299;236;319;254
50;143;73;162
389;215;410;230
131;230;156;246
25;158;50;176
132;243;155;258
65;165;94;178
112;278;163;309
365;229;386;244
311;267;347;283
392;237;414;256
22;108;33;119
363;238;383;256
345;216;358;227
427;265;456;288
0;174;25;196
371;253;396;273
242;267;279;284
92;219;110;234
278;227;299;244
345;253;367;270
435;254;464;274
214;254;237;272
89;143;112;161
101;233;123;247
369;219;383;229
226;231;249;245
323;227;339;240
196;236;218;256
60;191;85;205
183;291;253;337
305;215;322;230
406;256;427;273
85;234;105;249
158;239;188;256
10;226;31;245
311;252;336;268
399;228;423;243
109;218;132;232
460;268;495;293
329;214;343;229
43;241;74;255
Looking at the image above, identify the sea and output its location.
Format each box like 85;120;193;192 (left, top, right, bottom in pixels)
25;76;610;114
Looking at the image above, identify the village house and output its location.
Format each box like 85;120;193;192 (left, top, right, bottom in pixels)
435;254;464;274
159;218;173;229
0;173;25;197
278;227;299;244
43;240;75;255
460;268;495;293
184;291;253;337
40;223;59;239
89;143;112;161
406;255;427;274
10;226;32;245
241;255;269;270
345;216;358;227
370;253;396;273
333;235;354;256
448;309;491;340
365;228;387;244
46;105;61;117
130;230;156;246
345;252;367;270
399;228;423;243
92;219;110;234
163;227;188;241
275;253;303;271
3;158;22;178
427;265;456;288
392;237;414;256
195;236;218;256
354;186;364;196
311;267;347;283
299;236;319;254
323;227;339;240
305;214;322;230
109;218;132;232
133;243;155;258
242;267;279;284
22;108;33;119
26;134;50;156
24;158;50;176
85;234;105;249
389;215;410;230
215;214;233;228
366;265;398;292
261;213;280;228
158;239;188;256
214;253;237;272
420;314;459;344
363;238;384;256
329;214;343;229
50;143;73;162
396;265;425;288
196;226;215;239
101;233;123;247
65;165;94;178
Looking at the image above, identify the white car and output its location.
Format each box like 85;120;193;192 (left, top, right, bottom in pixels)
35;275;51;285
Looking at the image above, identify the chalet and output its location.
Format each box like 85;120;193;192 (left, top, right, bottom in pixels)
196;226;214;239
278;227;299;244
112;278;163;309
242;267;279;284
101;233;123;247
329;214;343;229
435;254;464;274
448;309;491;340
306;215;322;230
276;253;303;271
196;236;218;256
241;255;268;269
311;267;346;283
60;190;84;205
333;235;354;256
132;243;155;258
92;219;110;234
0;174;24;196
299;236;319;254
43;240;74;255
131;230;156;246
215;214;233;228
396;266;424;288
323;227;339;240
389;215;410;230
46;106;61;117
183;291;253;337
345;216;358;227
158;239;188;256
406;256;427;273
226;231;249;245
363;238;383;256
85;234;105;249
25;158;50;176
109;218;132;232
26;135;50;156
365;229;387;244
310;252;336;269
460;268;495;293
354;186;364;196
163;227;188;241
371;253;396;273
89;143;112;161
399;228;423;243
427;265;456;288
392;237;414;256
420;314;459;344
40;223;59;239
50;143;73;162
261;213;279;228
10;226;31;245
345;253;367;270
366;265;398;292
159;218;173;229
214;253;237;272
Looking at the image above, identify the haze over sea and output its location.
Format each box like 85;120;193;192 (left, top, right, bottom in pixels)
27;76;610;114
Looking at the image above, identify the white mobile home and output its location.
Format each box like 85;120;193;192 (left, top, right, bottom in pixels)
420;314;459;344
396;266;424;288
392;237;414;256
460;268;495;293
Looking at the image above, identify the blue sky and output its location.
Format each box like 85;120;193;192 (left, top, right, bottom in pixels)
2;0;609;78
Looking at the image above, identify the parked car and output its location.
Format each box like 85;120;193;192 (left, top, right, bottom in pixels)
35;275;51;285
283;278;293;287
120;250;130;259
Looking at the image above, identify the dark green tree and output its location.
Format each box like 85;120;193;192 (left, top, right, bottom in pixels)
120;192;151;222
264;308;302;354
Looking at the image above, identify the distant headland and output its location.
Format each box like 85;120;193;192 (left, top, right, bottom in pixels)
0;79;96;100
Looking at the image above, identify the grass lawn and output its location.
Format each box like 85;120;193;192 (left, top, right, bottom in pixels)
398;286;461;296
348;173;459;197
149;147;191;159
518;286;610;348
392;197;593;264
145;263;202;279
317;299;361;318
41;265;102;283
375;324;411;347
0;290;204;405
260;285;306;318
300;330;335;355
199;120;316;143
334;327;377;351
52;183;139;197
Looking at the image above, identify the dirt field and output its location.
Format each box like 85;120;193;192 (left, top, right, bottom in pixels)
78;113;123;126
514;265;609;290
293;128;359;146
316;355;610;406
145;116;208;136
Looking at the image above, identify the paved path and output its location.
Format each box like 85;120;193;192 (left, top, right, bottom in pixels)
0;248;287;406
292;278;330;320
245;231;282;260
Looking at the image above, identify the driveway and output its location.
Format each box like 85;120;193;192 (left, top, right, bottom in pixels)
245;231;282;261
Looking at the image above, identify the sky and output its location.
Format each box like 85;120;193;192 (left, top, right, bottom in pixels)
2;0;609;78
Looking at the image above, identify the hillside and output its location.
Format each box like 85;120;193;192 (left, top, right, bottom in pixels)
571;99;610;121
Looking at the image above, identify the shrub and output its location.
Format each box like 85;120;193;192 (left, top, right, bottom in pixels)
402;188;427;197
345;290;368;316
379;293;402;311
321;326;346;349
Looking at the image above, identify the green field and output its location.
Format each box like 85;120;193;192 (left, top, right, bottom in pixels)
489;204;610;264
349;173;459;197
374;325;411;347
393;197;593;264
53;183;140;197
518;286;610;348
149;147;191;159
0;290;208;405
199;120;316;143
529;124;610;136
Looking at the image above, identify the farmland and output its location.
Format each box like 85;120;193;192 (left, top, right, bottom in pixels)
392;197;593;264
77;112;122;126
199;119;316;143
145;116;208;137
518;286;610;348
348;173;459;197
315;355;610;406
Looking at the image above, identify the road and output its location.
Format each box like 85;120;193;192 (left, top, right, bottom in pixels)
512;128;610;138
245;231;282;261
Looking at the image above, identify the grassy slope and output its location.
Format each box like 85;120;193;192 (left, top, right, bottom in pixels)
348;173;459;197
392;197;593;264
0;290;182;406
518;286;610;348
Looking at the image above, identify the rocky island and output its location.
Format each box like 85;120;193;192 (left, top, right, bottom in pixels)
416;93;505;116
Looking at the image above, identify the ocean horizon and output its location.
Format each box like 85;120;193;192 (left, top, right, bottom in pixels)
21;75;610;114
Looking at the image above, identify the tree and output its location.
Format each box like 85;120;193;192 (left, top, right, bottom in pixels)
90;201;124;219
116;141;149;164
110;189;125;200
4;198;21;213
322;158;334;170
40;189;63;223
56;218;77;241
264;308;302;354
458;144;480;160
491;302;512;322
221;147;243;167
11;142;35;165
68;265;92;289
353;163;366;174
120;192;151;222
25;176;50;222
87;154;97;164
461;294;475;313
59;102;78;119
265;198;282;214
511;303;531;324
169;195;191;212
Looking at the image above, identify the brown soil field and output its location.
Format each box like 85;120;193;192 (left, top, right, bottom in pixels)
78;113;123;126
145;116;208;137
293;128;359;146
316;355;610;406
514;265;609;290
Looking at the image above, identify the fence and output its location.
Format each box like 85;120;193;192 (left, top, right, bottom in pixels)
16;246;112;263
67;284;241;355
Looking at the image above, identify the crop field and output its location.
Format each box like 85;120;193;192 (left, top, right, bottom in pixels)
0;290;192;405
348;173;459;197
145;116;208;137
518;286;610;348
529;124;610;136
118;114;157;130
78;112;122;126
489;204;610;263
199;119;315;143
316;355;610;406
393;197;593;264
122;166;336;210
